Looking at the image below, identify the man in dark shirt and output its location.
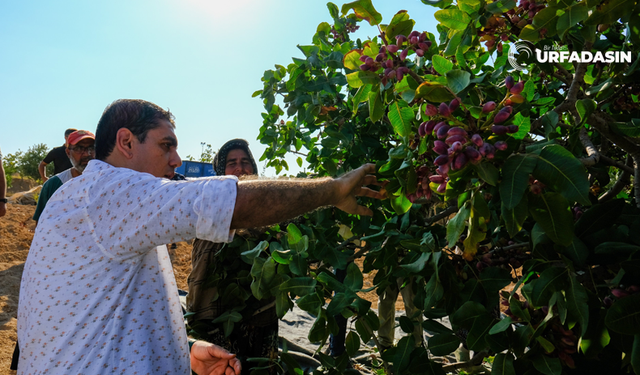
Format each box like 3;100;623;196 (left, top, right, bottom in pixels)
38;128;77;181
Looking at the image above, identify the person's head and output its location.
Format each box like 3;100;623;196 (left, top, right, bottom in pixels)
95;99;181;178
65;130;95;173
64;128;78;142
213;139;258;177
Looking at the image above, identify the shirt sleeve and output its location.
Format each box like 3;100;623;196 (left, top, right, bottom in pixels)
42;148;56;164
70;170;238;259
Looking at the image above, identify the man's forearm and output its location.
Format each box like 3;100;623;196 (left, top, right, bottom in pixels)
38;162;47;180
231;178;336;229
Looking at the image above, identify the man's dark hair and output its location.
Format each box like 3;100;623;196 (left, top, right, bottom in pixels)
64;128;78;138
95;99;175;160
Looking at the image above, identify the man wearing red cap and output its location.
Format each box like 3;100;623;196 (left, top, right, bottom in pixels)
33;130;95;223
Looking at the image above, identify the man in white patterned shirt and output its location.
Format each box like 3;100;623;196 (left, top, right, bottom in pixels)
17;99;383;374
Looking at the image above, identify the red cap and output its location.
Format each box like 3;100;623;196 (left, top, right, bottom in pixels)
66;130;95;147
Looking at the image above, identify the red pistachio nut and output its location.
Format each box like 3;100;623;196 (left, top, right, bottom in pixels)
425;104;438;117
471;133;484;146
491;125;509;135
439;102;451;117
432;140;448;155
505;75;515;90
482;101;497;113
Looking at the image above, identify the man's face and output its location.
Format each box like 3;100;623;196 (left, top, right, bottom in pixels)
66;138;95;173
130;120;182;178
225;148;254;177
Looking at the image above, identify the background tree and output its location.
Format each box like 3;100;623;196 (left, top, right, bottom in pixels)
4;144;53;186
249;0;639;373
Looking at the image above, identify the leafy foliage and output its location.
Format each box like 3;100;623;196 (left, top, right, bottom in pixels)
252;0;640;373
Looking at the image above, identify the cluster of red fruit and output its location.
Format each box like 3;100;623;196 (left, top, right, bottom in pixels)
607;284;640;303
359;31;432;85
478;0;548;50
329;19;360;42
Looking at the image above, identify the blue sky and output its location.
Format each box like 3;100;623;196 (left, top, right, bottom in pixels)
1;0;435;176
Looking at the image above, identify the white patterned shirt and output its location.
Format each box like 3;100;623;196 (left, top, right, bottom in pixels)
18;159;237;374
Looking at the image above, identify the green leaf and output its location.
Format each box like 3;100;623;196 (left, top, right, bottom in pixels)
280;277;317;296
308;316;328;343
327;291;355;316
519;6;562;41
561;236;589;268
346;71;379;88
605;294;640;335
532;355;562;375
489;317;513;335
345;261;364;291
345;331;361;357
584;0;634;25
424;272;445;310
530;267;567;307
434;8;472;30
415;81;456;102
241;240;269;263
486;0;517;14
368;90;384;123
432;55;454;75
390;193;413;215
428;334;461;356
529;192;575;246
523;80;536;101
480;267;512;293
458;0;482;13
576;99;597;126
474;161;500;186
388;100;415;137
510;113;531;140
566;274;589;335
446;69;471;94
503;193;528;238
384;11;416;44
343;49;363;71
400;252;431;273
352;84;373;110
276;290;292;318
447;201;471;247
297;292;324;317
533;144;591;206
423;319;454;334
557;2;589;38
537;336;557;354
632;335;640;375
287;223;303;244
575;199;625;238
393;336;415;372
467;316;493;351
491;352;515;375
610;119;640;137
450;301;489;327
500;154;538;210
341;0;383;25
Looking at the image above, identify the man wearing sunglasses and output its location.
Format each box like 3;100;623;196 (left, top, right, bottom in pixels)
32;130;96;224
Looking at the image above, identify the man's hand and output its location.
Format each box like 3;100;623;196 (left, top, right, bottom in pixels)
333;163;386;216
190;340;242;375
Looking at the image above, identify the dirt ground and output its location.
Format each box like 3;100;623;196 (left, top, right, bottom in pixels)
0;199;395;374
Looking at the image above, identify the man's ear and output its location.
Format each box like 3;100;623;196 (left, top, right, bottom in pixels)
65;147;71;158
115;128;136;159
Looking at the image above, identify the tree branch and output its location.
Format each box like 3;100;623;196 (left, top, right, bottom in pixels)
599;157;632;203
599;155;634;174
578;124;600;167
425;204;458;226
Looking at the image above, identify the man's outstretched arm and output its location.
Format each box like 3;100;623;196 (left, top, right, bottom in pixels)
231;164;384;229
